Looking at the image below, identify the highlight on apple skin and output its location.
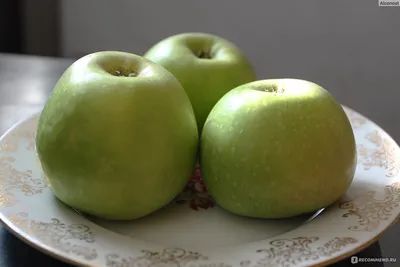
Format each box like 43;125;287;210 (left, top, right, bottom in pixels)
144;32;257;133
200;78;357;219
35;51;199;221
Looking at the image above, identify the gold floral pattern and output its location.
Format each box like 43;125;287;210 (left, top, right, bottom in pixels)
7;213;98;261
196;264;232;267
339;182;400;232
357;130;400;177
0;142;18;153
0;129;36;152
0;156;47;207
105;248;208;267
12;130;36;151
30;218;98;260
344;108;367;129
104;237;358;267
8;212;29;227
22;131;36;151
240;237;357;267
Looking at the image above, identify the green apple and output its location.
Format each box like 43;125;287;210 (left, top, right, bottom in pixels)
144;32;257;132
200;79;357;219
36;51;199;220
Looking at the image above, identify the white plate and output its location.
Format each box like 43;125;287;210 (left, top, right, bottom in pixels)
0;107;399;267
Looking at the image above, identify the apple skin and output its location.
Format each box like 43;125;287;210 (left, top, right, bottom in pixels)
200;79;357;219
144;32;257;133
36;51;199;220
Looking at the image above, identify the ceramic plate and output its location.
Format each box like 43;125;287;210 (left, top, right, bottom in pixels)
0;106;399;267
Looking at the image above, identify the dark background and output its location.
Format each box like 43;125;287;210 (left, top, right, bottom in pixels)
0;0;59;56
0;0;399;266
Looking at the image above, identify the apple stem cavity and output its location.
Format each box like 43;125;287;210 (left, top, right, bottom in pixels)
260;85;285;94
196;50;212;59
113;70;138;77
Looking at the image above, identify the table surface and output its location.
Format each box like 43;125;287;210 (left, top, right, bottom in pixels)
0;53;398;267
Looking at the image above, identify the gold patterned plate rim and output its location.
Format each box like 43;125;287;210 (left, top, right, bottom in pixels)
0;106;399;267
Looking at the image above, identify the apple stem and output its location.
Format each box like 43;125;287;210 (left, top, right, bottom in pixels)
196;51;211;59
264;85;285;94
114;70;137;77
